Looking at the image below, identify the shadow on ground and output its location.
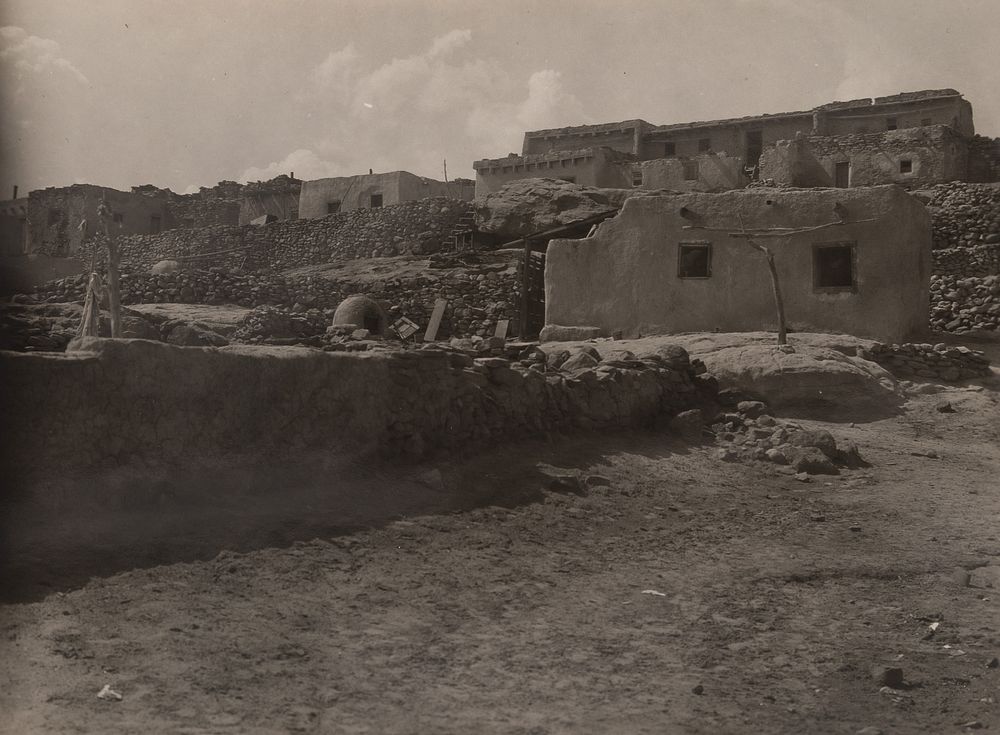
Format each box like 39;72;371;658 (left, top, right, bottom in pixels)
0;430;693;603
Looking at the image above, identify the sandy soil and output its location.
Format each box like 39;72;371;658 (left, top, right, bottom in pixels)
1;385;999;733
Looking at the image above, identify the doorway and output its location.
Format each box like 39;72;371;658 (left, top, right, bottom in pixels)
834;161;850;188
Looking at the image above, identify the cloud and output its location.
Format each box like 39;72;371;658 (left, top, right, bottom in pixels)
240;148;342;182
241;29;589;183
0;26;89;87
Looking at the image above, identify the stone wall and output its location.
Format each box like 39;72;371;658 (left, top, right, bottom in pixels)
0;337;710;479
110;197;473;271
923;181;1000;250
930;274;1000;332
932;245;1000;277
867;341;990;381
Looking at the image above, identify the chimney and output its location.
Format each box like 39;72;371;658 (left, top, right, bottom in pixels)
290;172;294;179
12;185;18;200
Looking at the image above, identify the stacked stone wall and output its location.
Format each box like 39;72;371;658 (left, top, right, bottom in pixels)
110;197;472;271
929;275;1000;332
867;341;990;381
924;181;1000;250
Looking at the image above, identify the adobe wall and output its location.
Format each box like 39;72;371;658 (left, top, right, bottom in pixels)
28;186;171;257
760;127;968;188
642;116;812;161
0;337;706;481
299;173;471;218
543;186;931;342
637;154;744;192
473;148;630;197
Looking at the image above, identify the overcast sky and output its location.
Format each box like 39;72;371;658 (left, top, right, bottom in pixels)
1;0;997;197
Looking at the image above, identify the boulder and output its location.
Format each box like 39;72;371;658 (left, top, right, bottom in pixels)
668;409;704;441
784;445;839;475
787;429;839;459
150;259;181;275
475;178;667;239
560;351;600;373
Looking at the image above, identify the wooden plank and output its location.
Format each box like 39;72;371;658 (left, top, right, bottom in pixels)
494;319;509;339
423;298;448;342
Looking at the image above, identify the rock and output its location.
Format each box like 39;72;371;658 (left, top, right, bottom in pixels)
785;446;839;475
968;565;1000;590
475;177;660;239
585;475;611;487
150;259;181;275
787;429;838;459
870;665;904;689
855;727;884;735
639;344;691;370
835;441;865;468
546;349;571;369
560;351;600;373
935;400;955;413
165;323;228;347
765;448;788;465
540;324;605;342
351;328;370;340
737;400;768;419
668;409;703;441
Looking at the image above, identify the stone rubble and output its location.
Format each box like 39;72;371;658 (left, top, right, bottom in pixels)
864;341;990;381
929;275;1000;332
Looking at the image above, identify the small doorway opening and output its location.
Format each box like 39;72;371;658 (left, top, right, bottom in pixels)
369;194;383;208
834;161;850;188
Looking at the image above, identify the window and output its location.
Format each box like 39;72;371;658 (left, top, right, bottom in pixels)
47;208;61;226
698;138;711;152
150;215;162;234
369;194;383;208
682;160;699;180
327;200;341;214
899;159;913;174
113;213;124;224
813;242;856;291
886;117;898;131
678;242;712;278
921;118;932;126
632;170;643;186
664;142;676;157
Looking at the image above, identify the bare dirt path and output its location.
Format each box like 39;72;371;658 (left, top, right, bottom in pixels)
2;387;998;734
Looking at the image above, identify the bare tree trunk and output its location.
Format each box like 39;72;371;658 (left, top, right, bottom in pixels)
739;214;787;345
98;199;122;338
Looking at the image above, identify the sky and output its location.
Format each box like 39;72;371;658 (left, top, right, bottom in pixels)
1;0;997;197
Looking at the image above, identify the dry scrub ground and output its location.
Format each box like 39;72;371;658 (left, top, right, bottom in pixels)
1;382;999;734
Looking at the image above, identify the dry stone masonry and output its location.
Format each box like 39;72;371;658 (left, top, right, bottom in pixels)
929;275;1000;332
865;341;990;381
923;182;1000;250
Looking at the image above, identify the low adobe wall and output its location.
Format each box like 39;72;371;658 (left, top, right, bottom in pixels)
0;338;707;483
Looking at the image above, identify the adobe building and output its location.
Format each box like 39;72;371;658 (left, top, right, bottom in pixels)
474;89;994;196
0;196;29;256
298;171;474;219
542;185;931;343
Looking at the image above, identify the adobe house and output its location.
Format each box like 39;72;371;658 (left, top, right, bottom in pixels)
298;171;474;218
542;185;931;343
474;89;992;196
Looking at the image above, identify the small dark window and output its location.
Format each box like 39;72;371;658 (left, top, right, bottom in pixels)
682;160;699;180
921;118;932;126
327;200;341;214
369;194;383;208
698;138;711;152
886;117;897;131
150;215;162;234
899;159;913;174
814;243;856;291
632;170;643;186
678;242;712;278
664;142;676;156
113;213;124;224
47;208;61;226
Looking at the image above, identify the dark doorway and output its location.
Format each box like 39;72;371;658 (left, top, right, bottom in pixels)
834;161;850;188
369;194;383;208
745;130;763;168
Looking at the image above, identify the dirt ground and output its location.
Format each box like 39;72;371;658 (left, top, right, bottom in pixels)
2;378;999;733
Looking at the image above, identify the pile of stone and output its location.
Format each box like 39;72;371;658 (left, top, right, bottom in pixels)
930;274;1000;331
711;398;863;477
381;342;713;457
231;305;330;345
922;182;1000;250
865;341;990;381
113;197;473;271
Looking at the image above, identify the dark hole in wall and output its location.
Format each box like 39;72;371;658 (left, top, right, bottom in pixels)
678;243;711;278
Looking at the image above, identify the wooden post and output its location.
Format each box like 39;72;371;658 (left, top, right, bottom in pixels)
518;239;530;338
98;198;122;338
739;214;787;346
424;298;448;342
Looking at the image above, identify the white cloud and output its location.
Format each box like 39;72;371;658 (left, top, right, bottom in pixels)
0;26;89;87
241;29;590;183
240;148;342;182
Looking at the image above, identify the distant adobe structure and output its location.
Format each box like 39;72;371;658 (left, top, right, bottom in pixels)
298;171;474;219
474;89;998;196
1;175;302;258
